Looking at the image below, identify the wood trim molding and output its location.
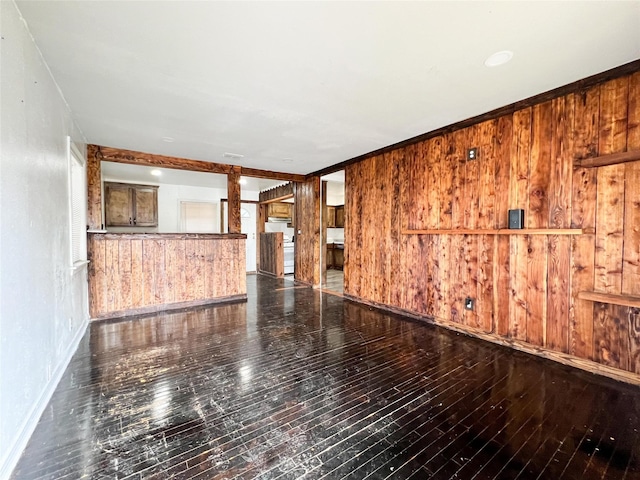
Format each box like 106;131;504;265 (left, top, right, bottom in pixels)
576;150;640;168
95;145;305;182
344;294;640;386
401;228;586;235
309;59;640;178
578;291;640;308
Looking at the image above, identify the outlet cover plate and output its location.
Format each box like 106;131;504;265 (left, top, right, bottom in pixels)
467;147;478;161
465;297;475;310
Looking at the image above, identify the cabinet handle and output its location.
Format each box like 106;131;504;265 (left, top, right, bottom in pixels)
129;217;132;225
133;218;137;225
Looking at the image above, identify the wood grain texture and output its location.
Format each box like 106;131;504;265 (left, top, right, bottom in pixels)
96;145;305;182
258;232;284;278
294;178;321;286
86;145;103;230
227;166;242;234
88;233;246;318
577;150;640;168
259;182;294;203
343;71;640;377
508;108;532;341
569;86;600;360
578;291;640;308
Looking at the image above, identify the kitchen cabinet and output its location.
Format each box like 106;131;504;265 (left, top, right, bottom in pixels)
268;202;293;219
335;205;345;228
326;206;336;228
105;182;158;227
325;243;344;270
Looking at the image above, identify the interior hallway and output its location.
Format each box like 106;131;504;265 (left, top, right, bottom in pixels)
11;275;640;479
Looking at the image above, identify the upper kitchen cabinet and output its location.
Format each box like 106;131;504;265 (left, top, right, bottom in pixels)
105;182;158;227
335;205;345;228
326;206;336;228
267;202;293;219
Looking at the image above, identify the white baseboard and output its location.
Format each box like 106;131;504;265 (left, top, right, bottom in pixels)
0;317;89;480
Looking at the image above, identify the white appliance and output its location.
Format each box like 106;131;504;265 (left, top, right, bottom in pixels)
283;242;294;274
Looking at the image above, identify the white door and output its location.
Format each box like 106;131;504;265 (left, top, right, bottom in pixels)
241;204;256;273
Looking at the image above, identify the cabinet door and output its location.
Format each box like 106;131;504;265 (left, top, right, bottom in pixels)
326;206;336;228
105;184;133;226
133;187;158;227
335;206;345;228
268;202;292;218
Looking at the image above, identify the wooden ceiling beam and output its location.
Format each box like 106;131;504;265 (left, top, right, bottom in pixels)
240;167;305;183
94;145;306;182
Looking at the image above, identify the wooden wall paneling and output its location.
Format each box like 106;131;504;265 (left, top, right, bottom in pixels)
526;101;552;347
88;236;105;318
398;144;420;312
595;303;630;371
118;239;132;312
106;239;119;313
86;145;103;230
344;164;360;297
437;137;452;322
141;238;154;306
387;149;402;309
625;73;640;374
164;239;177;305
448;130;466;324
294;178;321;286
476;120;497;332
131;239;143;308
426;138;442;315
508;108;532;341
494;115;513;336
593;77;629;368
409;145;429;313
227;166;242;234
546;96;575;353
404;142;428;230
569;85;600;359
461;125;479;328
622;137;640;296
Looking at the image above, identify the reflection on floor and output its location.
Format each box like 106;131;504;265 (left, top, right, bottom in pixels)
11;275;640;479
323;269;344;294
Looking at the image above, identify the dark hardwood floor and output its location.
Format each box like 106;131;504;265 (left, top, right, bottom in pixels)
11;275;640;479
323;269;344;295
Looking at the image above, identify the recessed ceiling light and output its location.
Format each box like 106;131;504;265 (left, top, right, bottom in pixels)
162;136;174;143
223;152;244;159
239;178;248;185
484;50;513;67
150;169;162;176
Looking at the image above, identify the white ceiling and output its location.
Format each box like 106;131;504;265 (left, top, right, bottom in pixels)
16;1;640;175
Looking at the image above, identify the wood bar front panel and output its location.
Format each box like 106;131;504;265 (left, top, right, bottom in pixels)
88;234;246;319
258;232;284;278
345;70;640;377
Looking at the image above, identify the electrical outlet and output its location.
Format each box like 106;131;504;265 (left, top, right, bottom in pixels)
465;297;475;310
467;147;478;161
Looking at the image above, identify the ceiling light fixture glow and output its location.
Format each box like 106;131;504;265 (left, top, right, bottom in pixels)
162;136;174;143
223;152;244;159
239;178;247;185
484;50;513;67
150;169;162;176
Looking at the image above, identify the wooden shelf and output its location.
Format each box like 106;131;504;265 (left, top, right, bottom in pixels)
576;150;640;168
402;228;586;236
578;291;640;308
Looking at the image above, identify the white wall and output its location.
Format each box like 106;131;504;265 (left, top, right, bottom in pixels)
102;179;260;234
0;2;89;476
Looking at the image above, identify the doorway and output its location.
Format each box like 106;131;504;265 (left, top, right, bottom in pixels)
320;170;345;294
241;204;256;273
